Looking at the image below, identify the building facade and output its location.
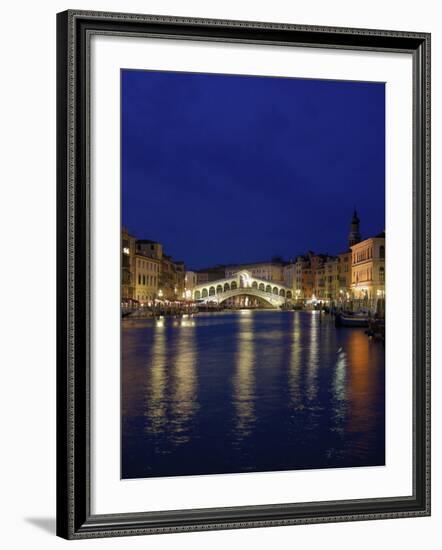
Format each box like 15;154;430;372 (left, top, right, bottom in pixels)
134;254;161;304
283;255;314;302
121;228;136;304
159;255;186;301
323;256;340;301
184;271;198;297
225;261;285;283
350;232;385;312
196;266;226;285
337;251;352;302
135;239;163;260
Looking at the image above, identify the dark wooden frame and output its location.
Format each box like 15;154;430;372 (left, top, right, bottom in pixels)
57;9;431;539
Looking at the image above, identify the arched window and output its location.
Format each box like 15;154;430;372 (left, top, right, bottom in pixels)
202;288;208;298
252;281;258;289
216;285;223;294
259;283;265;291
265;285;272;293
380;245;385;259
279;289;285;297
379;266;385;283
273;287;278;295
209;286;215;296
224;283;230;292
194;290;201;300
286;291;292;299
231;281;237;290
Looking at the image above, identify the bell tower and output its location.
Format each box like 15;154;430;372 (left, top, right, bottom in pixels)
348;209;361;248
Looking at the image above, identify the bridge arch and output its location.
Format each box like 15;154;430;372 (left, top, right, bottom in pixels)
217;291;276;308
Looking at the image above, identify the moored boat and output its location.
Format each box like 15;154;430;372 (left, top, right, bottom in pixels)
335;312;369;328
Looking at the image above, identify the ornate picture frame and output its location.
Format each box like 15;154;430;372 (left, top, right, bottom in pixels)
56;10;430;539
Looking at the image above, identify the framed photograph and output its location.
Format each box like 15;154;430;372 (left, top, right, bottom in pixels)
56;10;431;539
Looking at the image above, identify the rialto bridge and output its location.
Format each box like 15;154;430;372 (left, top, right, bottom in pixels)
192;271;293;308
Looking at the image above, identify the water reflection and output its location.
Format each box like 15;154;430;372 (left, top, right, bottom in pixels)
122;310;385;479
144;322;167;435
232;312;256;441
332;347;347;435
288;312;302;409
169;321;198;445
346;329;383;459
306;312;320;402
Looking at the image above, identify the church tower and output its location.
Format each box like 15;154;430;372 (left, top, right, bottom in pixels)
348;209;361;248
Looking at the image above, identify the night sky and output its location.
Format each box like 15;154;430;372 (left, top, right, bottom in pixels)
122;70;385;270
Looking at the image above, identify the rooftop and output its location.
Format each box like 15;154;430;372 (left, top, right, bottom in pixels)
136;239;160;245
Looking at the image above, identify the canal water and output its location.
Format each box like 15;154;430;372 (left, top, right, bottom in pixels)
122;310;385;479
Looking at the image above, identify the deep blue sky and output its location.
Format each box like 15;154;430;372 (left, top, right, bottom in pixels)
122;70;385;270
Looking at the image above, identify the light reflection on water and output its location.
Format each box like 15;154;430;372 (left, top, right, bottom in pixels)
122;310;385;479
233;314;256;442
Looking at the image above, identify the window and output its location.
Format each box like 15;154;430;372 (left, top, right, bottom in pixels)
138;274;141;284
380;245;385;259
379;267;385;282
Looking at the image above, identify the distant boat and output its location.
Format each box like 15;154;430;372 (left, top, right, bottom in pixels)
335;312;369;328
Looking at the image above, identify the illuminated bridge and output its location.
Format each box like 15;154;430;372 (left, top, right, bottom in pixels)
192;271;293;308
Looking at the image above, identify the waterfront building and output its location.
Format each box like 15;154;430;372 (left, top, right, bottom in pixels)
350;231;385;313
313;257;326;301
323;211;362;307
283;262;295;290
308;253;329;301
283;254;314;302
196;265;226;284
133;238;186;302
225;260;285;283
184;271;198;299
337;251;352;302
175;260;186;299
160;255;186;301
134;253;161;304
323;256;340;302
135;239;163;260
121;228;136;304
